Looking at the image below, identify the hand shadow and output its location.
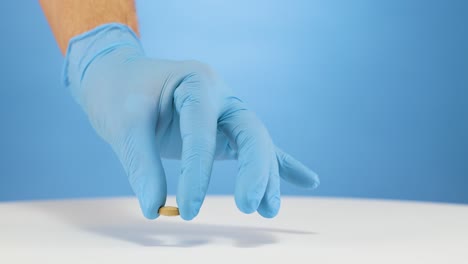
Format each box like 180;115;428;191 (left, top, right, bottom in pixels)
29;198;316;248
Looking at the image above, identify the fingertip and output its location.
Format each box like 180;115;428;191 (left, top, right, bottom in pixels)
137;195;163;220
132;173;167;220
235;193;262;214
142;208;159;220
302;170;320;189
276;148;320;189
258;196;281;218
117;129;168;221
178;202;201;221
311;173;320;189
234;162;270;214
176;173;207;221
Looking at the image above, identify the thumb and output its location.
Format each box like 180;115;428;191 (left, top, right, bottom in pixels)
114;127;167;219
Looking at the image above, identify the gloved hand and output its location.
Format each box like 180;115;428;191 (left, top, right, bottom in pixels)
64;23;319;220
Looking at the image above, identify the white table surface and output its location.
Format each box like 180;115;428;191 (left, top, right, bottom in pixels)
0;196;467;263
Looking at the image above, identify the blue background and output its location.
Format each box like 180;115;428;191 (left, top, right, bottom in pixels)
0;1;467;203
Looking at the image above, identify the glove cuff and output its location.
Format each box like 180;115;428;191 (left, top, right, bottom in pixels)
63;23;144;92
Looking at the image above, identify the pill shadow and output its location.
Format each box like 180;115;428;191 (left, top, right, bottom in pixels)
30;199;316;248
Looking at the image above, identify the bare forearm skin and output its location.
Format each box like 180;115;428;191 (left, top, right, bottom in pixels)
40;0;140;55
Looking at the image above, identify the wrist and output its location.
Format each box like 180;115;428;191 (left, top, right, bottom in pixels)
63;23;144;92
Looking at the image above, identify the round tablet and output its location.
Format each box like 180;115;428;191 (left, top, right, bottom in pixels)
158;206;180;216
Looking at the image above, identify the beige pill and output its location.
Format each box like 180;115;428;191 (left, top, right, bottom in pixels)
158;206;180;216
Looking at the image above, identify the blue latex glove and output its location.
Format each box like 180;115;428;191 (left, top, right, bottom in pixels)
64;24;319;220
